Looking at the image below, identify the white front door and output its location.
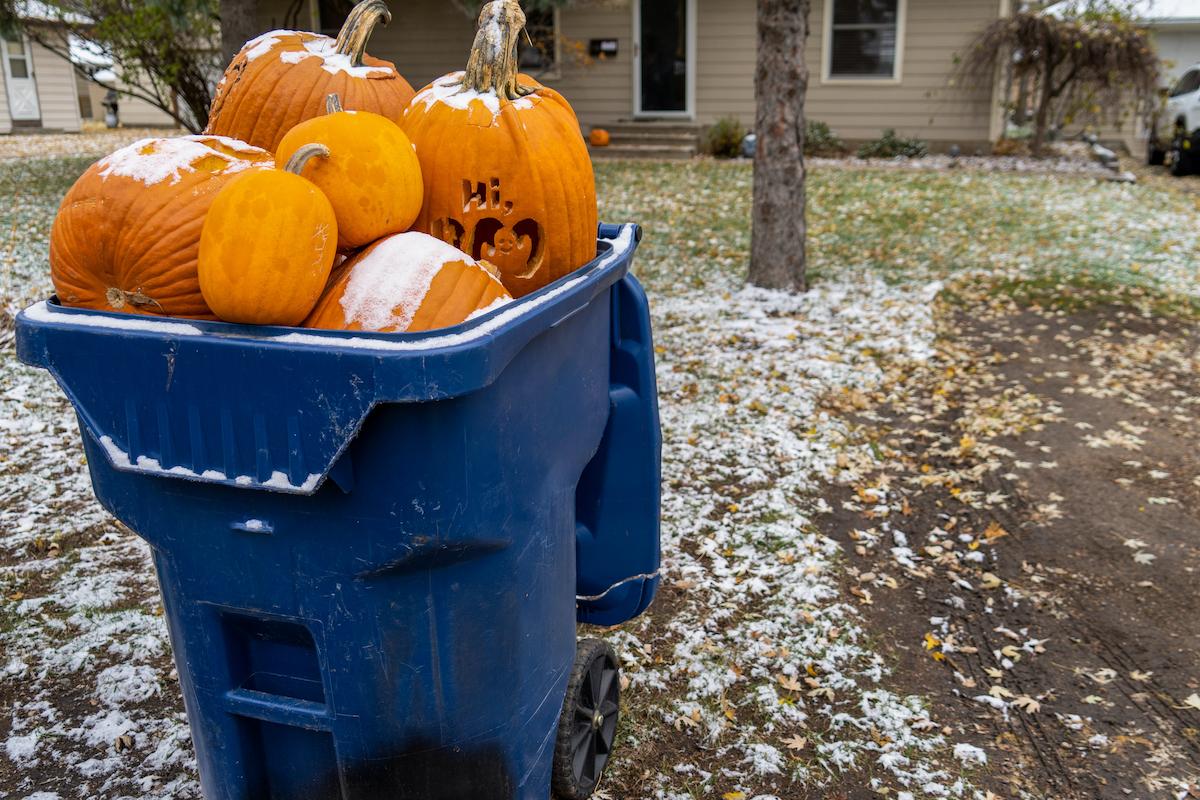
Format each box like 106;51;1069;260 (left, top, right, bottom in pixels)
2;35;40;122
632;0;696;118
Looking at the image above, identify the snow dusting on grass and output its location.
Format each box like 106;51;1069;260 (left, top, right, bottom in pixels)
4;153;1200;797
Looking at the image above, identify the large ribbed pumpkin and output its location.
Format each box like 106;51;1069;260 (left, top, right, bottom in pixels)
304;231;511;333
206;0;415;153
400;0;597;299
50;135;273;318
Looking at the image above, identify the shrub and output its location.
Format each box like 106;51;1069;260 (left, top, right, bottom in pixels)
804;120;847;157
992;137;1028;157
705;116;748;158
856;129;929;159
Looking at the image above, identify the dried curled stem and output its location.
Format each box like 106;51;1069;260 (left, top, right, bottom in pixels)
334;0;392;67
461;0;533;101
106;287;163;312
284;143;331;175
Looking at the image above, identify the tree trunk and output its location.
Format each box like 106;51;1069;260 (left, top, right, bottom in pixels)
220;0;260;66
1014;70;1030;126
1032;51;1055;157
749;0;810;292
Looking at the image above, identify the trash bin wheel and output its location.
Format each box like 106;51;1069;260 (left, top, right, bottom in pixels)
551;638;620;799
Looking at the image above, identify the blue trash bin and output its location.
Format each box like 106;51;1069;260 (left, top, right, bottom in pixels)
15;223;660;800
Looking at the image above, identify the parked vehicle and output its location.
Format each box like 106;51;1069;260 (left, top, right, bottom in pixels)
1148;62;1200;176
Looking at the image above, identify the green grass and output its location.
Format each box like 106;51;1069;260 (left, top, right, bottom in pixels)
596;160;1200;308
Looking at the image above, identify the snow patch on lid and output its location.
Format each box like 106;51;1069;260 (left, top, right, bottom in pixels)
413;73;537;120
243;29;292;61
338;232;471;332
276;35;394;77
96;135;270;187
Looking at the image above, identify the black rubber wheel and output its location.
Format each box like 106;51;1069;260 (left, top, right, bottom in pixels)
551;638;620;800
1170;125;1194;176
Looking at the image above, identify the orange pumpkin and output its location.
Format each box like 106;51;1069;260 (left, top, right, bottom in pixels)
276;94;423;250
589;128;611;147
206;0;415;153
198;144;338;326
304;231;511;333
400;0;598;299
50;135;274;318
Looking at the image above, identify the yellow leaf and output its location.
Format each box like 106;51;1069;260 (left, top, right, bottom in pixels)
980;572;1002;590
723;793;747;800
923;632;941;651
778;674;802;692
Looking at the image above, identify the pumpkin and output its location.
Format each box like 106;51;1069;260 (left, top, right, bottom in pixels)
50;135;274;318
198;144;338;326
276;94;423;250
206;0;415;153
304;231;511;333
399;0;598;299
589;128;611;147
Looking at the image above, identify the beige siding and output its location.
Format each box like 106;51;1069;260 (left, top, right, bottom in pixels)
256;0;1001;145
0;57;11;134
806;0;999;147
29;35;81;132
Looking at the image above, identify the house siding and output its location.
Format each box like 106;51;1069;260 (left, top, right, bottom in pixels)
254;0;1001;145
29;34;82;132
0;61;12;134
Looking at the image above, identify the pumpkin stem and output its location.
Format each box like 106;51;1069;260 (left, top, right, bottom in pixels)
462;0;533;101
334;0;392;68
326;93;344;114
285;143;331;175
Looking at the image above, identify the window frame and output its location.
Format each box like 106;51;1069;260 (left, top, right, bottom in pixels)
821;0;907;85
519;6;563;82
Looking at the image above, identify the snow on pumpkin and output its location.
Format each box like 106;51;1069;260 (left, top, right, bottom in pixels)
51;136;274;319
303;231;511;334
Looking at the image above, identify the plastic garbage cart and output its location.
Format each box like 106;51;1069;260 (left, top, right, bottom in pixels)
15;223;660;800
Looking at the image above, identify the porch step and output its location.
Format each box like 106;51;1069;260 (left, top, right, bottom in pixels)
589;121;702;160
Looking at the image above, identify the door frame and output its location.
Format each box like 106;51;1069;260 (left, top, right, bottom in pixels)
631;0;696;120
1;35;40;122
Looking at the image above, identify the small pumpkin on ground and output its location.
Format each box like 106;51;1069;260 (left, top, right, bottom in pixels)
206;0;414;152
276;93;423;250
400;0;598;299
304;231;511;333
198;144;338;327
589;128;610;147
50;135;274;318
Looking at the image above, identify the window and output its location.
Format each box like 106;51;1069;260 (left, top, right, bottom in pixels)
518;8;560;77
1170;69;1200;97
5;34;28;79
825;0;903;80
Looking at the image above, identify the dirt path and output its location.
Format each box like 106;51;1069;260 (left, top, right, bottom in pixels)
821;299;1200;799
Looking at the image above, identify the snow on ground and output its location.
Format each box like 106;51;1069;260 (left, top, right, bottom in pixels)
0;127;179;165
603;276;987;798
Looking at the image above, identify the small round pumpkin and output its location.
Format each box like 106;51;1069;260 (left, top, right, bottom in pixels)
304;231;511;333
206;0;415;153
198;144;338;326
400;0;598;299
589;128;611;147
50;135;274;318
276;94;423;250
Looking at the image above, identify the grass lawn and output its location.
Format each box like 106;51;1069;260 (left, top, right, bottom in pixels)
2;152;1199;799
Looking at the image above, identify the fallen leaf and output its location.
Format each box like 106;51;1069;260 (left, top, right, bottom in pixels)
1130;670;1153;682
1013;695;1041;714
980;572;1002;589
783;734;808;751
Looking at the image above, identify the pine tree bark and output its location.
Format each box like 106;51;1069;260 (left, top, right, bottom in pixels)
220;0;260;66
749;0;810;292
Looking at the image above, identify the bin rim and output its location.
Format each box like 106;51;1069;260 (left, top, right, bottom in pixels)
18;223;642;356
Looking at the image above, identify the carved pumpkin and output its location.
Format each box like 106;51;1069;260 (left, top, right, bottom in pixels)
206;0;415;153
589;128;611;147
198;145;338;326
50;135;274;318
304;231;511;333
399;0;598;299
276;94;423;250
